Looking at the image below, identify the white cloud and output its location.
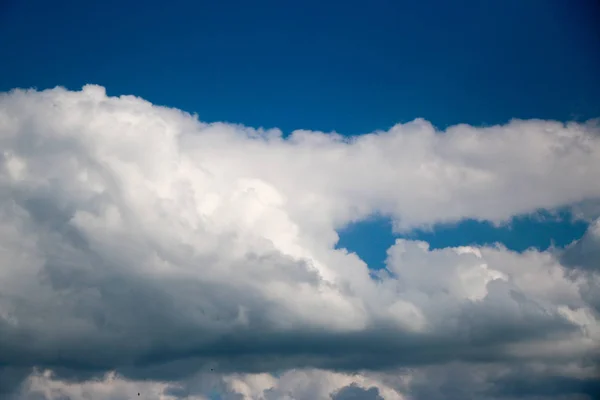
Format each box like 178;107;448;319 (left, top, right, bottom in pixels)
17;370;208;400
15;368;406;400
1;85;599;399
14;363;599;400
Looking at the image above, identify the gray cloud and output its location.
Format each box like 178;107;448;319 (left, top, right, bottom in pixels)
331;384;384;400
562;220;600;272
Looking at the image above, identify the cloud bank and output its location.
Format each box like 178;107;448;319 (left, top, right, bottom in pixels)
0;85;599;399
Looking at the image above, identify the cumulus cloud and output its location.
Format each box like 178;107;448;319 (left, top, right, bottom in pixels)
14;368;406;400
0;85;599;399
13;364;600;400
16;370;207;400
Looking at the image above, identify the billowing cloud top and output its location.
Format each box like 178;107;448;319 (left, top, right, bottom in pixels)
1;85;599;400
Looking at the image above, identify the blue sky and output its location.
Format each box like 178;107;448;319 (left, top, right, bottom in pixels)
1;0;598;269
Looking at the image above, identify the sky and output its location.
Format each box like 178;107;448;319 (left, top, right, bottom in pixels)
0;1;600;400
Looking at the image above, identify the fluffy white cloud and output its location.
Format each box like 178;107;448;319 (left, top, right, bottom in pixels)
1;85;599;399
13;363;600;400
17;370;208;400
14;368;406;400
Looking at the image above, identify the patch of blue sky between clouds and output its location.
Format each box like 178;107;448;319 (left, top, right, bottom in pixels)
336;210;589;271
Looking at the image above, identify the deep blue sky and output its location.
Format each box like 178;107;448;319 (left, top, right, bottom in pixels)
1;0;598;269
